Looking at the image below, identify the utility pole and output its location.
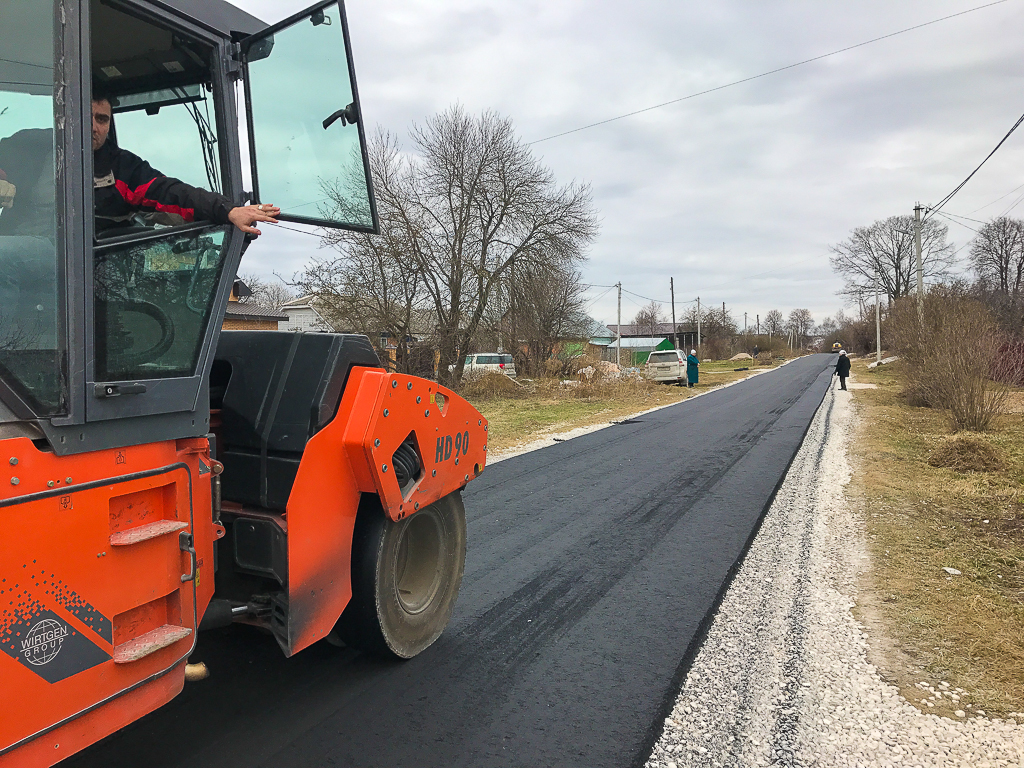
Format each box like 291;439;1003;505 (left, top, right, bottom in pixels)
914;202;925;316
756;314;760;336
616;282;622;367
744;312;747;335
875;270;882;364
696;296;701;352
670;277;678;350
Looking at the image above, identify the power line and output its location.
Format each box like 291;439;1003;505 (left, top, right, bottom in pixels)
529;0;1013;145
1000;188;1024;216
939;210;988;225
967;180;1024;213
932;209;981;234
926;107;1024;220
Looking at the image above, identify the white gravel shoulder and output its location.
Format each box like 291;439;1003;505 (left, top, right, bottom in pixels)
646;385;1024;768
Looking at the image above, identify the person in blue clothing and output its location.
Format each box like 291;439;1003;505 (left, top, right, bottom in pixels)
686;349;700;388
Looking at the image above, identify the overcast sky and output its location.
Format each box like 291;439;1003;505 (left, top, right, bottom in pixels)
232;0;1024;331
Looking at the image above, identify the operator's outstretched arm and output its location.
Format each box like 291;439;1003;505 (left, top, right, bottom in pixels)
101;146;279;235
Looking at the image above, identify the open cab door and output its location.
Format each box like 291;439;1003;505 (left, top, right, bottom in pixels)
239;0;378;232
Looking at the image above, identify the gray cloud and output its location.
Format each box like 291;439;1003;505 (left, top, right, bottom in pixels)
233;0;1024;328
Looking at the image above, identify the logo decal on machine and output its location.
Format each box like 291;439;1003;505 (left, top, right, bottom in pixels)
0;568;112;683
435;431;470;463
21;618;69;666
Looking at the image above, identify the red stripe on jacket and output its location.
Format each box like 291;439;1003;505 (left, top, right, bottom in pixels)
115;178;196;222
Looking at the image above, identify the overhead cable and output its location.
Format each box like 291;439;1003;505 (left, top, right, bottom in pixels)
926;108;1024;220
529;0;1013;145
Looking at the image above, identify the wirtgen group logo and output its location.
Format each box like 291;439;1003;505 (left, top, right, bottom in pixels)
21;618;69;666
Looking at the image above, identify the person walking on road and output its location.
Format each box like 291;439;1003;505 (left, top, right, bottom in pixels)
687;349;700;388
834;349;851;390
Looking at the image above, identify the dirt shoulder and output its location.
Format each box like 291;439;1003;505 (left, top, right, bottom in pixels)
847;356;1024;720
465;363;772;455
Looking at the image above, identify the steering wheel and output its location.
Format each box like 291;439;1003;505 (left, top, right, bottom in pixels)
95;298;176;371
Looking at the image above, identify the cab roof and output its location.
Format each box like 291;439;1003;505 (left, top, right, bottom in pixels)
154;0;268;39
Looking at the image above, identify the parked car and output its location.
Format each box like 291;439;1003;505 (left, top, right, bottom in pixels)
458;353;517;378
645;349;687;384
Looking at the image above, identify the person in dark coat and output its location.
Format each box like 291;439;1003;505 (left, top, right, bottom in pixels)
835;349;851;390
686;349;700;387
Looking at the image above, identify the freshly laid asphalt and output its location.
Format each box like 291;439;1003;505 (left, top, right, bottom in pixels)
66;354;836;768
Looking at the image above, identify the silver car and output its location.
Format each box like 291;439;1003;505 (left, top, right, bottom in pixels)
646;350;687;384
461;353;517;379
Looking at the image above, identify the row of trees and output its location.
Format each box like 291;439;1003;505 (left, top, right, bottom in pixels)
828;213;1024;353
630;300;821;357
296;106;598;385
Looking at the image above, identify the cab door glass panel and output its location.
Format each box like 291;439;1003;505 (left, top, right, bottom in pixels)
112;87;222;196
243;1;375;230
94;228;228;381
91;0;222;233
0;0;65;415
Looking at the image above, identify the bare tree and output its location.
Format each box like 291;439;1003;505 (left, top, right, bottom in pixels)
970;216;1024;331
304;132;431;372
390;107;598;385
786;308;814;348
238;273;295;311
632;301;663;337
500;263;589;375
830;215;955;305
763;309;784;338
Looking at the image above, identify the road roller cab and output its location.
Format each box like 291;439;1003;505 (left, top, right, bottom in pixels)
0;2;487;766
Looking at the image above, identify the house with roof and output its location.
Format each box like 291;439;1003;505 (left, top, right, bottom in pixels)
608;322;699;351
603;336;674;366
222;279;286;330
280;294;333;333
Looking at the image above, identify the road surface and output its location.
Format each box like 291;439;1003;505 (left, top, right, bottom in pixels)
66;354;836;768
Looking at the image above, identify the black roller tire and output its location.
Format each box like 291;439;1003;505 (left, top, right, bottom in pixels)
336;492;466;659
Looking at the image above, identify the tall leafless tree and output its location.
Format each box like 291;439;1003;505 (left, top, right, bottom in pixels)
303;133;430;372
498;262;589;375
632;301;663;337
763;309;785;338
399;107;598;385
829;215;955;306
310;111;597;383
970;216;1024;331
786;308;814;348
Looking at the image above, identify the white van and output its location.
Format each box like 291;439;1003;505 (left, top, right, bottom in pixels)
645;349;687;384
461;353;517;379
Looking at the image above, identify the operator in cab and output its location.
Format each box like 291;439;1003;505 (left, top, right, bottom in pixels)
90;93;279;236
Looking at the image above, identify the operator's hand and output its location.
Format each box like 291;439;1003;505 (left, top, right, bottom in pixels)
0;179;16;209
228;203;280;236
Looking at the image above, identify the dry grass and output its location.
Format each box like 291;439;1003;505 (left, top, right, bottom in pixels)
460;372;528;400
848;356;1024;719
464;368;755;453
927;435;1006;473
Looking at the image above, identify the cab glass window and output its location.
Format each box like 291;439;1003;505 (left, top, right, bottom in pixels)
244;1;375;230
94;228;229;381
0;0;65;415
112;86;221;196
89;1;229;385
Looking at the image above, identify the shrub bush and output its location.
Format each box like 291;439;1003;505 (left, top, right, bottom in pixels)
888;292;1019;431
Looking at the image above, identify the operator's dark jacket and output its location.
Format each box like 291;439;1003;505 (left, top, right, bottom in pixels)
94;139;232;233
835;355;851;377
